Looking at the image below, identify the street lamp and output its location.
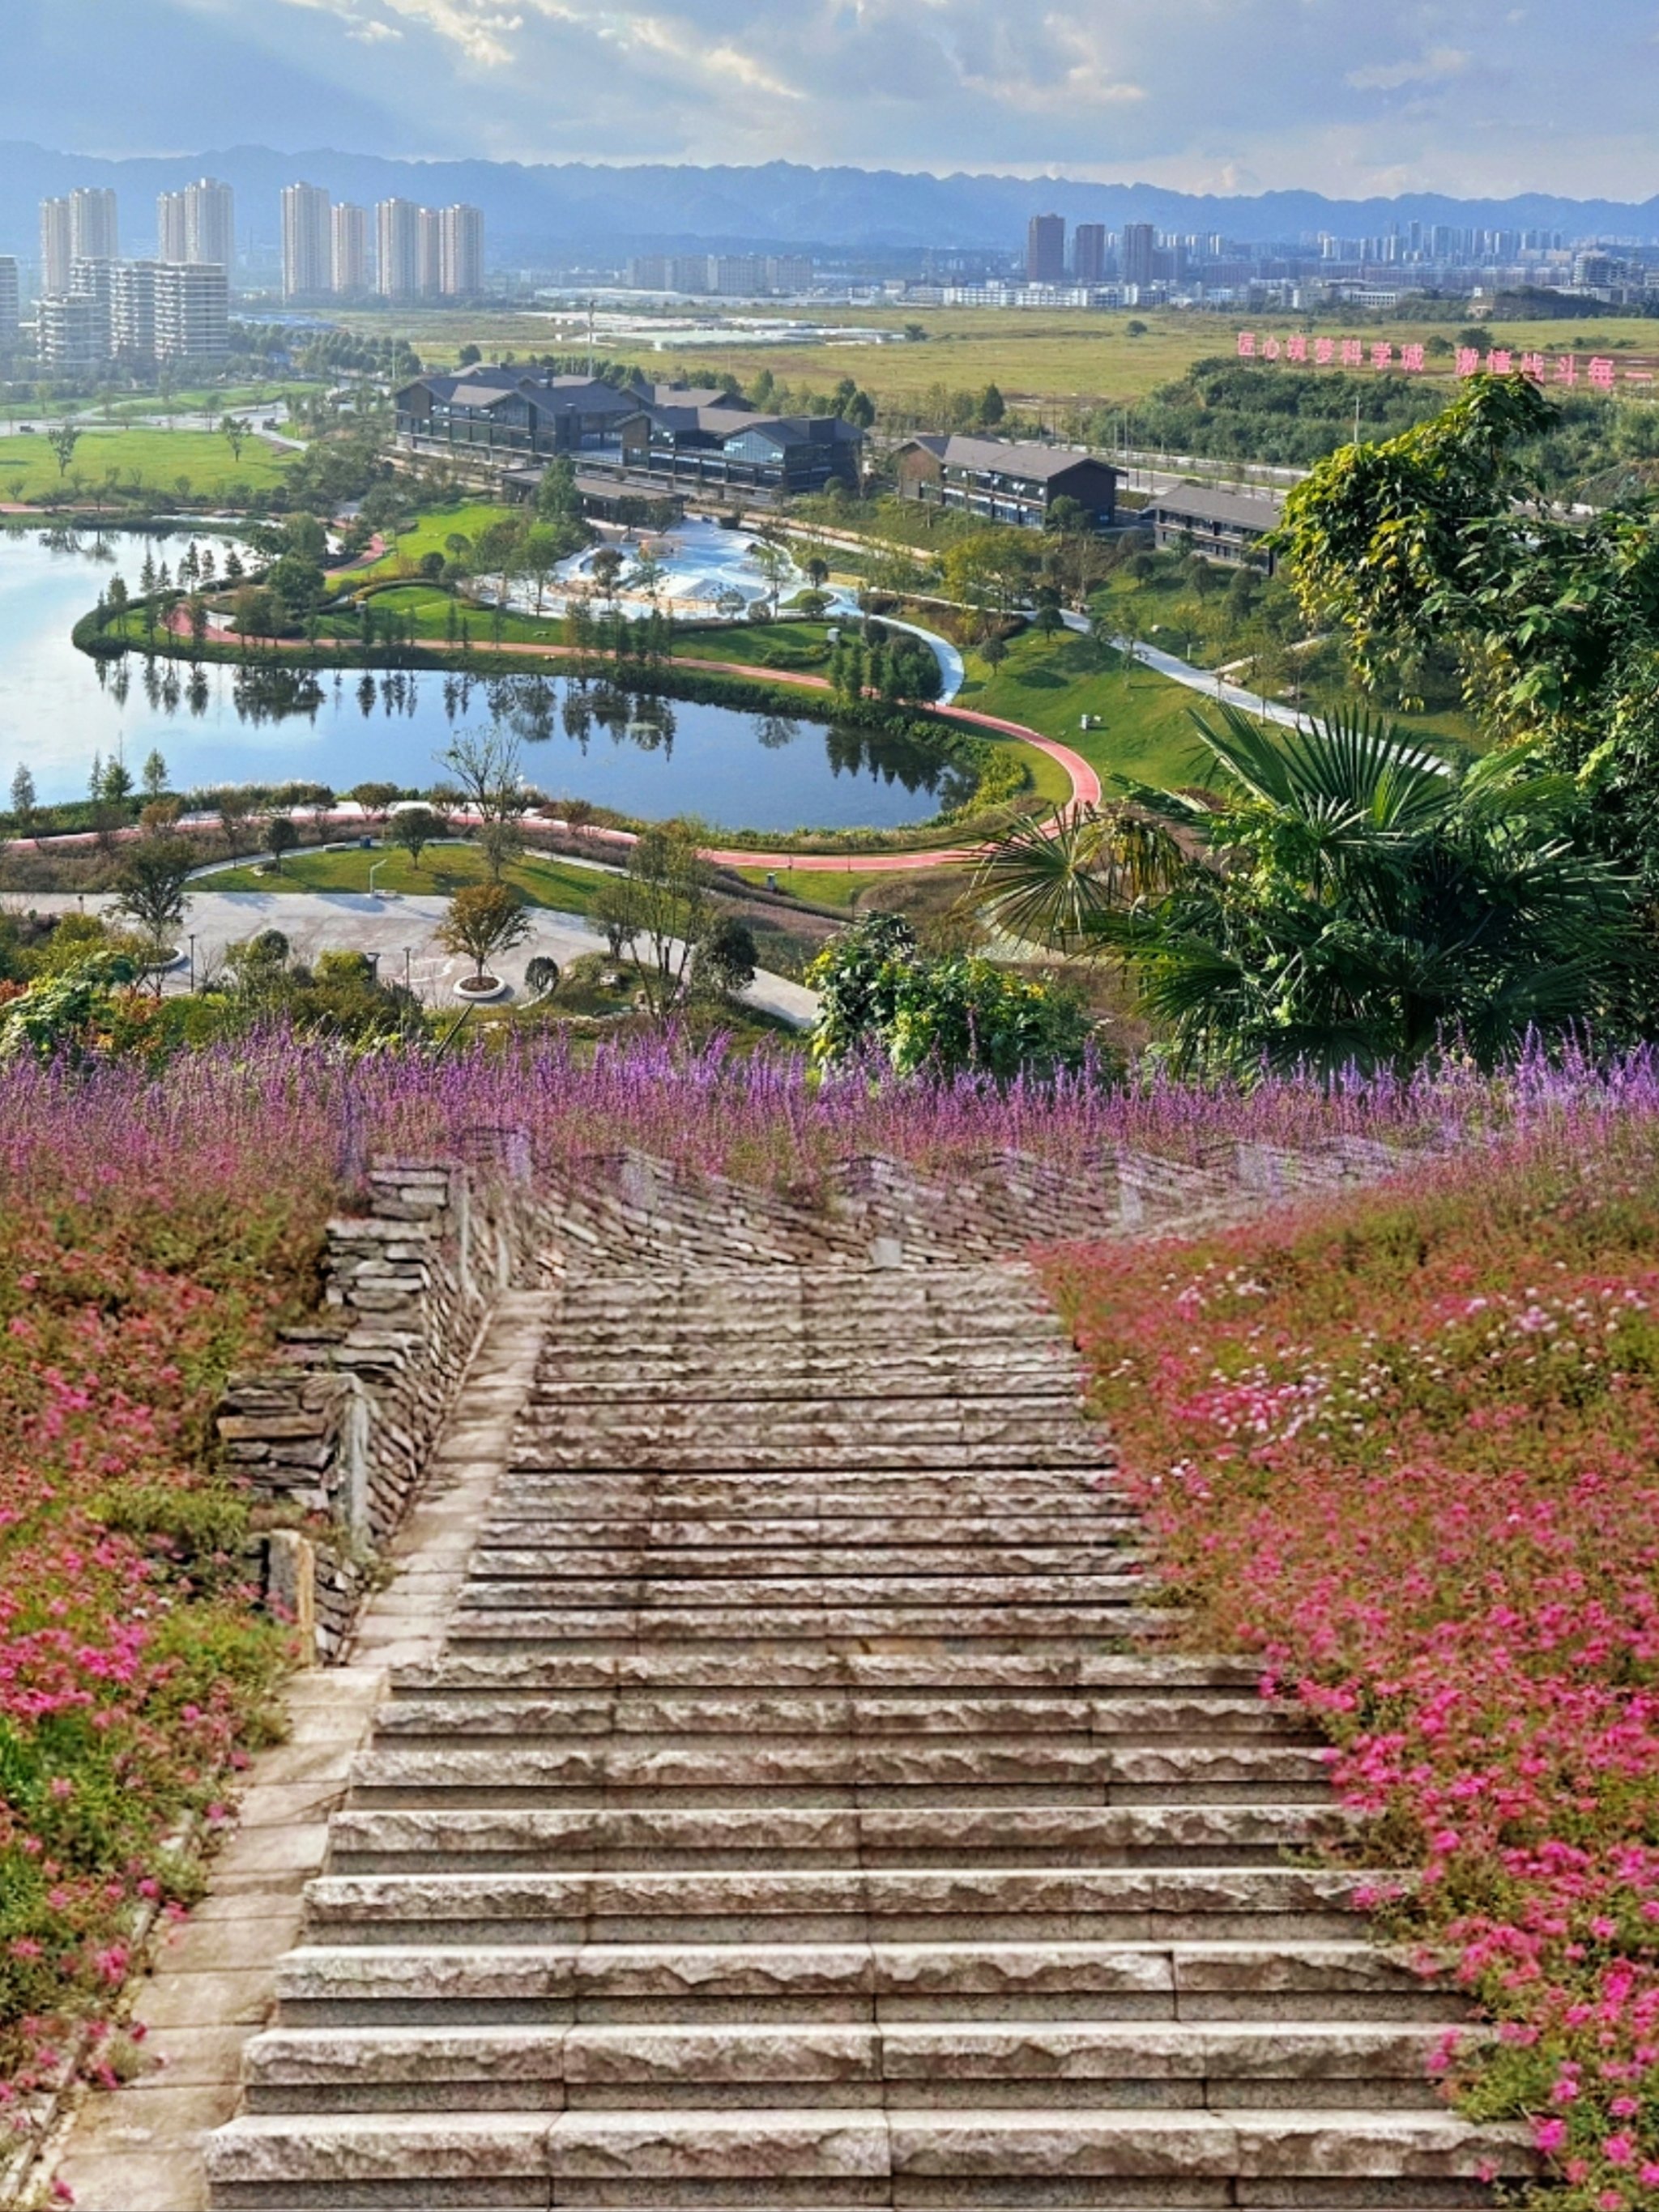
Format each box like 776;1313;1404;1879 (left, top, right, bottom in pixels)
188;931;197;992
403;946;413;995
368;858;391;898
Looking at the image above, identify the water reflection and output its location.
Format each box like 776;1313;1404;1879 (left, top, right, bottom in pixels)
0;527;957;831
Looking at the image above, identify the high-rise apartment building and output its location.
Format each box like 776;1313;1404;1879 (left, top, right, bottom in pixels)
0;259;19;351
417;207;443;297
280;181;332;300
185;178;235;270
332;201;369;296
375;198;422;299
111;260;160;359
1121;222;1157;289
1026;213;1065;284
39;198;73;295
157;178;235;270
1073;223;1107;284
157;190;190;262
155;262;228;364
38;292;105;372
70;187;118;262
438;203;484;297
69;256;117;356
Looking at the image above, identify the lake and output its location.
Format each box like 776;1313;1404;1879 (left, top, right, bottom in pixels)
0;527;962;831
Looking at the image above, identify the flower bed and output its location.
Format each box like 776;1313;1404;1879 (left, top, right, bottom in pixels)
1042;1117;1659;2211
0;1102;332;2121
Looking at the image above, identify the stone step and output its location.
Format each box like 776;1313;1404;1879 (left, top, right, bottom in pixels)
205;2106;1534;2209
389;1654;1264;1696
372;1694;1316;1743
473;1515;1143;1549
488;1475;1125;1509
441;1604;1177;1646
345;1740;1331;1811
323;1805;1354;1874
527;1372;1083;1405
272;1941;1467;2028
455;1575;1156;1613
303;1861;1374;1942
463;1545;1150;1580
240;2019;1478;2113
507;1443;1120;1473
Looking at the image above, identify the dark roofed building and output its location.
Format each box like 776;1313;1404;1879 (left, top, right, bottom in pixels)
894;435;1118;531
395;363;859;502
1143;481;1284;570
395;365;639;462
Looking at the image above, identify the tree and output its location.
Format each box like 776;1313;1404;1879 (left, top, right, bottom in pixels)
977;703;1650;1075
750;539;793;612
1274;369;1659;893
590;822;715;1023
113;836;194;974
695;914;758;997
348;781;400;827
215;789;254;858
266;816;300;872
9;765;36;833
977;383;1007;427
220;414;248;463
805;913;1090;1078
391;803;447;870
437;880;532;985
140;748;168;801
441;727;527;880
48;423;81;479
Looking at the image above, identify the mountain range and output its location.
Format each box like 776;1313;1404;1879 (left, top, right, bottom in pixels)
5;143;1658;262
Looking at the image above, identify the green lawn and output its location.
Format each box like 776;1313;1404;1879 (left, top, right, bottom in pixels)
956;631;1222;791
198;842;614;912
0;426;297;503
671;620;834;673
355;502;516;579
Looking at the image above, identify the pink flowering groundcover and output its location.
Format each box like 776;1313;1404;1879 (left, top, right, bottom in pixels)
1044;1123;1659;2210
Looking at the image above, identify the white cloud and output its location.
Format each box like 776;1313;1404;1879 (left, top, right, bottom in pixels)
1346;44;1472;91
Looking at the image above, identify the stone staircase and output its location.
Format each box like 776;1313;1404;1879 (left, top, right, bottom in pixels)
205;1245;1531;2209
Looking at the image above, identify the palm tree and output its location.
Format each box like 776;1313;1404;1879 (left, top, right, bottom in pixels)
976;703;1648;1074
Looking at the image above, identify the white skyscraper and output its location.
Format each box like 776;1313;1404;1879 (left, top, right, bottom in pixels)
331;201;369;297
111;260;160;359
39;197;73;295
280;181;332;300
70;187;118;262
156;189;190;262
417;207;442;298
439;204;484;297
186;179;234;271
375;198;421;299
0;258;19;351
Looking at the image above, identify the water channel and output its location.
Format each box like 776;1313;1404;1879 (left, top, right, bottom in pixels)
0;527;966;830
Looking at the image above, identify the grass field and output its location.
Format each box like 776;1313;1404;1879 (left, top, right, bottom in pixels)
0;426;297;503
956;630;1218;791
198;842;613;912
331;300;1659;420
355;502;516;578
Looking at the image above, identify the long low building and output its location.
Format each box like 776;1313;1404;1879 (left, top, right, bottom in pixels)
395;365;861;501
894;434;1119;530
1141;481;1285;570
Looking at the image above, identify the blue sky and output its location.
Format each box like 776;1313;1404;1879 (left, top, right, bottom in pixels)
6;0;1656;198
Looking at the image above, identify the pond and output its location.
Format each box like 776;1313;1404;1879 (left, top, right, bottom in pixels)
0;527;967;830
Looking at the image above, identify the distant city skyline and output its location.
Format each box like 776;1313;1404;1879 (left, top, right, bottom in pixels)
5;0;1659;201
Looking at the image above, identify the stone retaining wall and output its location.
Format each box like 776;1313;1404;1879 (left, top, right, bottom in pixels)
221;1147;557;1662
